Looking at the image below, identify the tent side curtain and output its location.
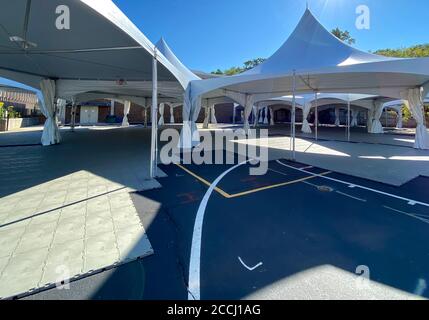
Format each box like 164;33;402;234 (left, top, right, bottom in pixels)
122;100;131;127
301;103;312;133
402;88;429;149
158;103;165;126
40;79;61;146
178;86;201;149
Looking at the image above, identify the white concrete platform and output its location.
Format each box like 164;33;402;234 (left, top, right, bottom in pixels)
236;134;429;186
0;126;158;299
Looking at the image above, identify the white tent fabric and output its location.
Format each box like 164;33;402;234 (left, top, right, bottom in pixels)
122;100;131;127
182;9;429;148
0;0;187;89
269;107;275;126
156;37;202;142
369;101;384;134
40;79;61;146
155;38;201;85
258;107;264;124
301;103;312;133
253;106;260;127
0;0;191;150
252;106;257;127
210;105;217;124
57;99;67;125
158;103;165;126
396;110;403;129
263;106;269;124
334;108;340;126
179;86;202;148
233;103;239;124
203;105;210;129
402;88;429;149
351;109;359;127
170;105;175;124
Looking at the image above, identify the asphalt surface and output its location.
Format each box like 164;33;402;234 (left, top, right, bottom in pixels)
24;156;429;300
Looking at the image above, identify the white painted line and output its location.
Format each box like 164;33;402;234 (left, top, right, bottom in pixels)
301;166;314;170
276;160;429;208
412;213;429;218
188;160;250;301
335;191;367;202
238;257;263;271
302;180;320;188
268;168;289;177
383;206;429;225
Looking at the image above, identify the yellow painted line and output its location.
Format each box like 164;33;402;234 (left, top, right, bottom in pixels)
175;164;231;198
226;171;332;198
175;164;331;199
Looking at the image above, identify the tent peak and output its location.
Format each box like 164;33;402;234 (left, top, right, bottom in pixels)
155;38;201;86
242;8;394;76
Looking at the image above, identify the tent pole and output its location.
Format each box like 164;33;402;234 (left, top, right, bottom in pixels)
291;71;296;161
347;99;351;142
314;91;318;141
150;50;158;179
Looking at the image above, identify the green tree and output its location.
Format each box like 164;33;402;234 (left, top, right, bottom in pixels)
331;27;355;45
374;44;429;58
212;69;224;75
211;57;266;75
243;58;266;71
402;105;412;122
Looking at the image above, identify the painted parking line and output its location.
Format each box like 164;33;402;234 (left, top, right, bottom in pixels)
383;206;429;225
276;160;429;208
176;164;331;199
335;191;367;202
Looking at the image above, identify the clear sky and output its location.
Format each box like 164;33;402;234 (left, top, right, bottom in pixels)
113;0;429;73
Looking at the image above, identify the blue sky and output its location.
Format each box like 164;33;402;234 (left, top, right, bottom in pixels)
113;0;429;73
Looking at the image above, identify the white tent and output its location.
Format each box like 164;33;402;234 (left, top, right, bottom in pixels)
182;9;429;149
0;0;188;177
156;38;234;128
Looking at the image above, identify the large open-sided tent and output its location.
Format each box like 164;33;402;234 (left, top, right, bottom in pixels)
182;9;429;150
0;0;191;176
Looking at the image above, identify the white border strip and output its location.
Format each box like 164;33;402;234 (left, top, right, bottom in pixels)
276;160;429;208
188;161;250;300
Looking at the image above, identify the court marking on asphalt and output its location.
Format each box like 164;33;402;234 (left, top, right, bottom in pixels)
276;160;429;208
187;161;250;300
175;163;332;199
185;159;429;301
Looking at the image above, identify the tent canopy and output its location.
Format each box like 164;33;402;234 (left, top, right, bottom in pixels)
187;9;429;101
156;38;233;107
0;0;186;100
156;38;201;84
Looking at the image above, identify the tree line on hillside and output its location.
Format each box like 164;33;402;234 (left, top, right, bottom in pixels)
212;28;429;75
